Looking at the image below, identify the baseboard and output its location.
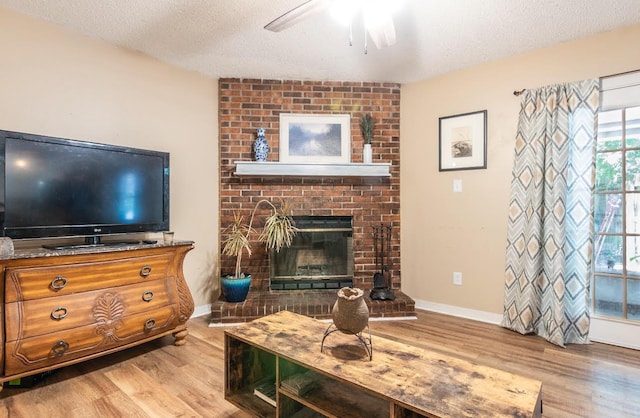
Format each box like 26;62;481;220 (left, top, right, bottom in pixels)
191;304;212;319
209;321;244;328
413;299;640;350
590;317;640;350
413;299;503;325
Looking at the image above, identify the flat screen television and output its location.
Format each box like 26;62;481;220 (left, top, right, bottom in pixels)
0;129;170;246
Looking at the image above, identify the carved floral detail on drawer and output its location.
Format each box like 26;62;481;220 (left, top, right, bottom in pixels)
94;293;125;343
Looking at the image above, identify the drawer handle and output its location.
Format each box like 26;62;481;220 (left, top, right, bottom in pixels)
50;275;68;290
51;306;69;320
52;340;70;356
144;318;156;330
140;265;152;277
142;290;154;302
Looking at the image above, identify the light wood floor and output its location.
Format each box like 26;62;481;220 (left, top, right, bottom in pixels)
0;310;638;418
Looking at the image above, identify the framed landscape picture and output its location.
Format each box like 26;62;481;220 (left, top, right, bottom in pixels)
279;114;351;163
438;110;487;171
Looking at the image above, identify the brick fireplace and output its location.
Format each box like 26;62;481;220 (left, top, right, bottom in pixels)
212;78;415;324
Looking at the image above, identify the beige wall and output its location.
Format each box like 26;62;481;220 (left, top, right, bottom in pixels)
401;24;640;315
3;5;640;319
0;7;220;312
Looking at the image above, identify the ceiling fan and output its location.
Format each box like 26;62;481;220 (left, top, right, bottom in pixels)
264;0;397;53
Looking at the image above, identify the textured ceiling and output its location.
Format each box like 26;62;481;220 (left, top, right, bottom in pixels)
2;0;640;83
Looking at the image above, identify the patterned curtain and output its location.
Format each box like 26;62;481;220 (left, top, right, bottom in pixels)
502;79;600;347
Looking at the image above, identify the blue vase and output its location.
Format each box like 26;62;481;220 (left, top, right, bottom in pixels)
221;275;251;302
254;128;268;162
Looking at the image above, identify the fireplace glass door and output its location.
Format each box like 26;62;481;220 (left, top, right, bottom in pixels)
270;216;353;290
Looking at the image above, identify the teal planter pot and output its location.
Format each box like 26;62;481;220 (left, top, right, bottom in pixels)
221;275;251;303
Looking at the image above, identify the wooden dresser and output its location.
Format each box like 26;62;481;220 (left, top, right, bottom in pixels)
0;242;194;389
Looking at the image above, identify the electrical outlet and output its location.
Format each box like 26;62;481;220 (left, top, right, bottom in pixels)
453;272;463;285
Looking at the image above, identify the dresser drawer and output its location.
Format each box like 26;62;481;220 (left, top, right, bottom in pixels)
4;304;180;375
5;277;177;342
4;253;174;302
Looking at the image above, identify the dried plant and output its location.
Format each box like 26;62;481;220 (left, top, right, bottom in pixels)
360;113;375;144
222;199;298;279
259;200;297;252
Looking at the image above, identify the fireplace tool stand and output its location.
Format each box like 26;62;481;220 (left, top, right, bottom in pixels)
370;224;395;301
320;323;373;361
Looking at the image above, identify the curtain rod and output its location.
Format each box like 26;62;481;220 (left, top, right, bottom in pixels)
513;89;526;96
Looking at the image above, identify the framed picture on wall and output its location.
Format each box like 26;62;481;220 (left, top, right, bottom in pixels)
279;113;351;163
438;110;487;171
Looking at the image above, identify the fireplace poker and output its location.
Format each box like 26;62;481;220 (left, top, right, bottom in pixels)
373;226;384;288
383;225;392;289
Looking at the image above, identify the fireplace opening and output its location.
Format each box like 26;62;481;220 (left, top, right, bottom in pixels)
270;216;353;291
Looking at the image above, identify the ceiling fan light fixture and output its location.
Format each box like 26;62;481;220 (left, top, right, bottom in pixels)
363;1;397;50
363;3;387;29
265;0;399;52
329;0;360;27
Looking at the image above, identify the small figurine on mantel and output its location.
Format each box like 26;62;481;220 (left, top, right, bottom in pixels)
254;127;269;162
370;224;395;301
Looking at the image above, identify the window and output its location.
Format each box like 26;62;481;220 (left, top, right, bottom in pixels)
593;106;640;320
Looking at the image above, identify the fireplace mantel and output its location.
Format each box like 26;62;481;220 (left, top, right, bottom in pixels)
234;161;391;177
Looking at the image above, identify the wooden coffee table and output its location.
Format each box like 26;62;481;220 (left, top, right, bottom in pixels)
225;310;542;417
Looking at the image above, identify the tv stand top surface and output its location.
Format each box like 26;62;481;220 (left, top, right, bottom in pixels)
42;240;142;251
0;240;194;261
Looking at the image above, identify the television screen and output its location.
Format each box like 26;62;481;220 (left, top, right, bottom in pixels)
0;130;169;241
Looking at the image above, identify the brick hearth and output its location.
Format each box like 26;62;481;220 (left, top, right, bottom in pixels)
210;289;416;324
215;78;415;323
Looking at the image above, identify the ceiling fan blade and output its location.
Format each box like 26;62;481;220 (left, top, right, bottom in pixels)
264;0;329;32
367;14;396;49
